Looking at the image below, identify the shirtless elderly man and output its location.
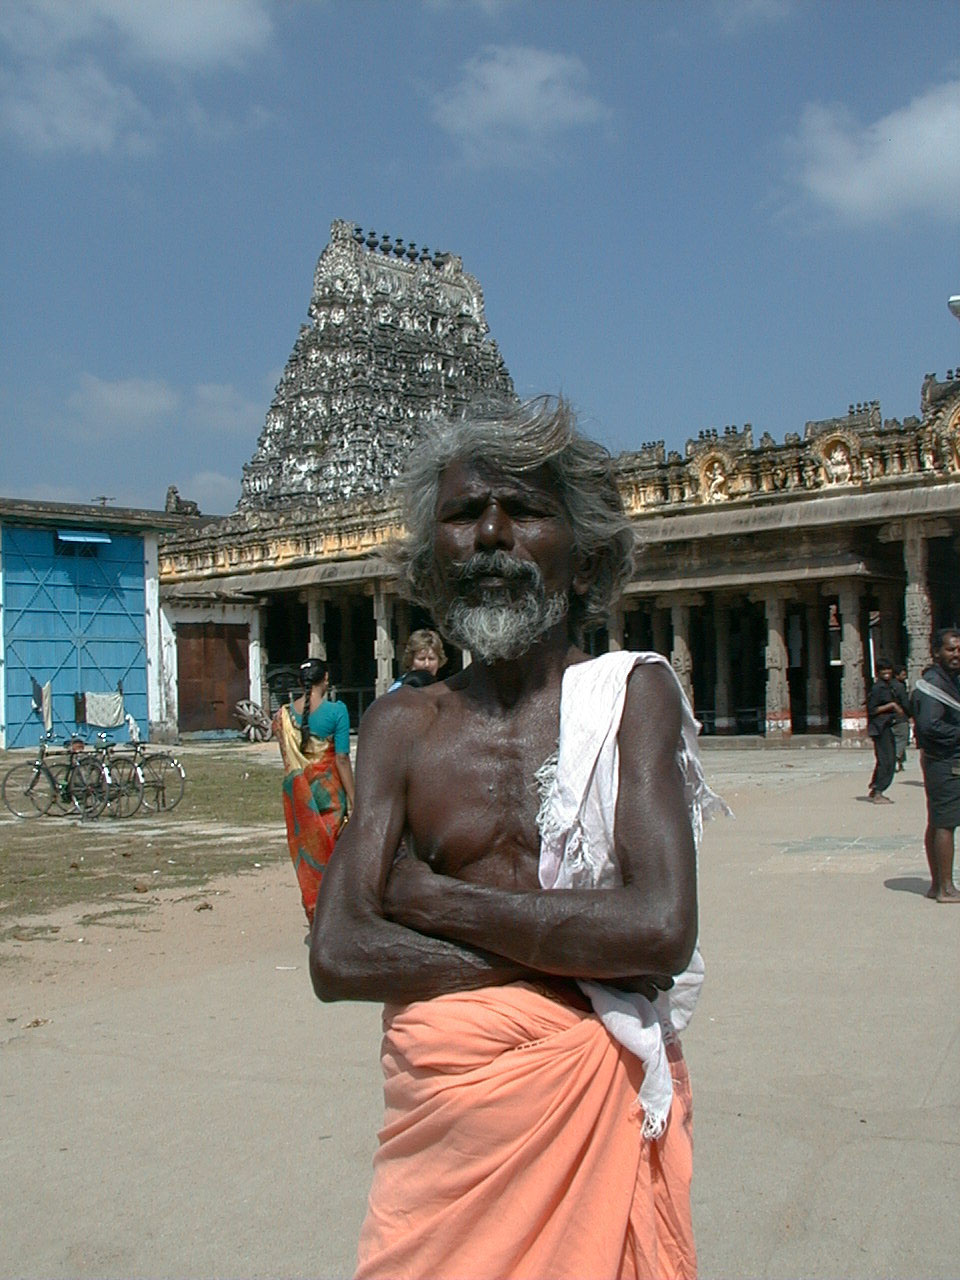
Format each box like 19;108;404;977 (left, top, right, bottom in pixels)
312;396;713;1280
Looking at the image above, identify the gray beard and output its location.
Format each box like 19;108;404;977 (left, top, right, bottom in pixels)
442;587;569;662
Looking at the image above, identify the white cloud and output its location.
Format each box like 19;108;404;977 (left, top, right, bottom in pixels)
181;469;240;515
431;44;610;167
190;383;264;436
91;0;273;71
422;0;519;14
786;77;960;224
715;0;792;34
0;0;273;155
0;0;272;71
26;480;92;505
0;59;153;154
67;374;180;436
62;372;263;446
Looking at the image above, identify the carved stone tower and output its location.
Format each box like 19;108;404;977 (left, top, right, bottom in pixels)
238;220;515;512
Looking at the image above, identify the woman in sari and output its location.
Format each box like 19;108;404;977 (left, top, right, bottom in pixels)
273;659;355;925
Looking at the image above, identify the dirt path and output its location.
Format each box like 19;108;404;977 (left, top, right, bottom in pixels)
2;744;959;1279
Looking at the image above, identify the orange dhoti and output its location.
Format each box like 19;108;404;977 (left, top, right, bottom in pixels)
356;982;696;1280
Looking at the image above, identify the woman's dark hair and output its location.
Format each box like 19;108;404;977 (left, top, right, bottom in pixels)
298;659;330;751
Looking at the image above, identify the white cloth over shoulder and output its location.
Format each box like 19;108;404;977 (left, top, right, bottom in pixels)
537;650;729;1139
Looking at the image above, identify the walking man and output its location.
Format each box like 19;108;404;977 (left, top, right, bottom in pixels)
892;664;910;771
866;658;908;803
913;628;960;902
311;395;720;1279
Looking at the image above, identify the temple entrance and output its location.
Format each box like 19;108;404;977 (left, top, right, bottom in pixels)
729;598;765;734
264;595;308;709
929;536;960;632
785;603;808;733
177;623;250;732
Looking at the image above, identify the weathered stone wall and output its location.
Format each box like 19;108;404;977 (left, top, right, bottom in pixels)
617;393;960;517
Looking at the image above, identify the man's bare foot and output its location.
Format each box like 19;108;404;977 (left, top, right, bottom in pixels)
926;882;960;901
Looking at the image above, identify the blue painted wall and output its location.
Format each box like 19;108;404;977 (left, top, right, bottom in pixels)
2;524;147;747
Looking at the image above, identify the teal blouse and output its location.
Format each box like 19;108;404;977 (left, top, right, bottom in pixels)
291;699;350;754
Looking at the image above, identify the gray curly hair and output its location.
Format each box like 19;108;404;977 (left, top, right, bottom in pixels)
390;394;635;635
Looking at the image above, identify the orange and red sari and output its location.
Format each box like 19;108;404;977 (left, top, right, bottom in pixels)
273;704;347;924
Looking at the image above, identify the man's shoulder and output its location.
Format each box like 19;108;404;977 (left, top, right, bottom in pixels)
362;674;462;735
920;666;951;692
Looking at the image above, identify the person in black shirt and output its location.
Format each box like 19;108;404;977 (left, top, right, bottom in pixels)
866;658;908;803
912;629;960;902
892;665;910;771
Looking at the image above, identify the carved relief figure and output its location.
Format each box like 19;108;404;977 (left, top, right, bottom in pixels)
950;425;960;472
704;460;729;503
825;442;852;485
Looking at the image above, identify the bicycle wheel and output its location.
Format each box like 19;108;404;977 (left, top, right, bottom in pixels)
141;754;186;811
2;762;56;818
69;758;109;819
105;757;144;818
47;761;81;815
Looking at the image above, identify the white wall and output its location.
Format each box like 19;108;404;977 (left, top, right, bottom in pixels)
155;599;262;741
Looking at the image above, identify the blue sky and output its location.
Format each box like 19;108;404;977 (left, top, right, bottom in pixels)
2;0;959;514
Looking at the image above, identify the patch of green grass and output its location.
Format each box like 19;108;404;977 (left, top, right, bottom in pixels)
0;746;289;925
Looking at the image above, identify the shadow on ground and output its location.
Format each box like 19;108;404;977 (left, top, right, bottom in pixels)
883;876;930;896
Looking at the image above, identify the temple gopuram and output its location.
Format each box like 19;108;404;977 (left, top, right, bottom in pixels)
157;219;960;742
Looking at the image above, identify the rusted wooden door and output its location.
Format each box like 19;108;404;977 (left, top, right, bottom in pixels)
177;623;249;732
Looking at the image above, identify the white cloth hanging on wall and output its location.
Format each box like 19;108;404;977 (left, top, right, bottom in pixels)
84;691;125;728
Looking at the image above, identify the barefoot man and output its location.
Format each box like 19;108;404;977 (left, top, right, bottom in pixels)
311;396;722;1279
913;628;960;902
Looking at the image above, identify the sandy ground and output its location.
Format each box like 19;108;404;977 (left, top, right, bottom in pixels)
2;743;959;1279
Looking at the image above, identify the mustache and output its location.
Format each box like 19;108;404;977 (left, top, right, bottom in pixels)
448;550;542;590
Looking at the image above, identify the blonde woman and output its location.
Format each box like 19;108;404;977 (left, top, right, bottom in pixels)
387;628;447;691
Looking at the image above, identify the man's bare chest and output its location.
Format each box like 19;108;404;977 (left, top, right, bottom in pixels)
404;708;559;889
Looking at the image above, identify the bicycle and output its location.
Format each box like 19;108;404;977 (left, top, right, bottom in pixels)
88;733;144;819
2;732;107;819
122;741;186;812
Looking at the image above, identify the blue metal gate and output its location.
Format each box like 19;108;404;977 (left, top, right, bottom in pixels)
2;525;147;747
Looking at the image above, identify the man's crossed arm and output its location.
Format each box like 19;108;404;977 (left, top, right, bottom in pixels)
310;664;696;1005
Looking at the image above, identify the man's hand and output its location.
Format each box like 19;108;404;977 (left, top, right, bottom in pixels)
617;974;675;1001
383;853;438;932
386;857;677;1002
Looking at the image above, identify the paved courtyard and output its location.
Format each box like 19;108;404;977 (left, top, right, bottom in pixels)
1;743;957;1278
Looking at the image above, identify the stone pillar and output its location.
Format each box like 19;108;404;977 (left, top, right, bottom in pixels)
372;585;395;696
876;584;901;666
306;590;327;660
756;589;791;738
805;594;828;732
339;599;354;684
394;599;411;674
669;602;693;704
714;598;734;733
903;521;933;687
651;606;670;659
607;603;625;652
837;580;867;739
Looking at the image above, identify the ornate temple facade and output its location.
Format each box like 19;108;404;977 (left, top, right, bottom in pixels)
156;220;960;741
